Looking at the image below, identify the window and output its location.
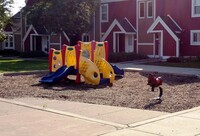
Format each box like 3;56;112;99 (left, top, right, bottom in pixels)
191;30;200;45
82;33;90;42
192;0;200;17
125;34;134;53
147;1;153;18
139;2;145;18
4;34;14;49
127;35;133;46
101;4;108;22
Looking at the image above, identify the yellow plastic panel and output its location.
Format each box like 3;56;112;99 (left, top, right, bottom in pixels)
94;42;105;59
65;46;76;67
79;56;100;85
51;50;63;72
80;42;92;59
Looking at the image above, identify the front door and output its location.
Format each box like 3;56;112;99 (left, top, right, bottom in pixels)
42;36;48;53
32;35;49;53
32;35;42;51
119;34;125;52
125;34;134;53
155;32;163;58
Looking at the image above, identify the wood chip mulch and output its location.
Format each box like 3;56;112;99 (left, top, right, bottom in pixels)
0;71;200;113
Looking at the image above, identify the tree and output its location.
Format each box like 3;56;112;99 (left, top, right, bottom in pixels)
26;0;100;44
0;0;13;42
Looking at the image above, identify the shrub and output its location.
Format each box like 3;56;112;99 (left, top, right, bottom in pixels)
0;50;20;57
183;56;200;62
19;51;48;58
166;57;181;63
167;56;200;63
108;52;148;63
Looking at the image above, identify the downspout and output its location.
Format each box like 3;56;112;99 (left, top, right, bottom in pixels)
176;39;180;57
20;9;24;52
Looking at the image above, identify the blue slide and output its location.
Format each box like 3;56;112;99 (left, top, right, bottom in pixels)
40;66;76;83
111;64;124;76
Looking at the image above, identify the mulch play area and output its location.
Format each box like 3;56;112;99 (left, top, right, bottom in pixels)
0;71;200;113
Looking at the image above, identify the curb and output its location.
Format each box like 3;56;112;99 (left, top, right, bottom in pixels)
0;98;127;129
129;106;200;128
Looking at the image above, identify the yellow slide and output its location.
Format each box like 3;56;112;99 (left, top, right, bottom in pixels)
79;56;101;85
93;42;115;84
95;57;115;84
62;44;114;85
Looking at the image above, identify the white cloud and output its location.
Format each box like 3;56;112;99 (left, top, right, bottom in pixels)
11;0;26;15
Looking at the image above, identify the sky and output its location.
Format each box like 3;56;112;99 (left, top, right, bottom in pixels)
11;0;26;15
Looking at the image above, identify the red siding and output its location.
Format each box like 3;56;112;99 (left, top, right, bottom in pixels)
154;23;176;56
24;30;35;52
156;0;200;56
101;0;136;32
61;33;70;45
162;30;176;56
104;25;122;52
138;45;153;55
138;0;155;44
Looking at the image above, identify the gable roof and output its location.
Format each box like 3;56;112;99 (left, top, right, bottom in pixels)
4;24;13;32
160;15;182;34
147;15;182;41
119;18;136;33
11;11;21;19
23;25;37;42
34;25;49;35
102;17;136;41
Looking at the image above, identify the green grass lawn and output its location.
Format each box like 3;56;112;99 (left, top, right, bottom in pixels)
146;61;200;68
0;58;48;73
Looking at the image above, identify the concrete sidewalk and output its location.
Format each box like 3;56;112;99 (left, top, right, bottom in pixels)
114;62;200;77
0;98;199;136
11;98;169;126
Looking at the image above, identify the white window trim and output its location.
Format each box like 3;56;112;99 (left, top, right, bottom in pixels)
190;30;200;45
192;0;200;17
139;1;145;19
82;33;90;42
101;32;105;41
100;4;109;22
147;1;153;18
3;33;15;49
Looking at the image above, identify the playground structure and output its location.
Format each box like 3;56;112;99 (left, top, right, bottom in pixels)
40;41;124;85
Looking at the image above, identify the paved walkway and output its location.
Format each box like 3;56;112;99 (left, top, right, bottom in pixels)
0;60;200;136
114;61;200;77
0;98;199;136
